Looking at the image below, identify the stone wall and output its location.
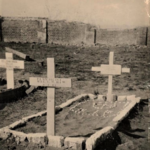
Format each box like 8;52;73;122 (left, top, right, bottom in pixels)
96;27;147;46
1;17;46;43
48;20;85;45
0;17;149;46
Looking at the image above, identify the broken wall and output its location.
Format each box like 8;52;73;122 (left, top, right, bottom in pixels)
1;17;46;43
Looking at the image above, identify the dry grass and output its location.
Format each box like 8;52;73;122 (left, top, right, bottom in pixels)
0;42;150;149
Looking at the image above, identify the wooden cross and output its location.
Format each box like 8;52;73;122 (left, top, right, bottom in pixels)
0;53;24;89
92;52;130;101
29;58;71;136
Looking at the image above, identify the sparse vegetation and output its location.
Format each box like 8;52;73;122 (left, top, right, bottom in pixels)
0;43;150;149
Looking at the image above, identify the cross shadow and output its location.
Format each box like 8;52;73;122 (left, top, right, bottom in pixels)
0;103;7;110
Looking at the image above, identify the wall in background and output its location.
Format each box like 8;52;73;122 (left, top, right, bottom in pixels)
0;17;149;46
96;27;147;46
48;20;86;45
1;17;46;43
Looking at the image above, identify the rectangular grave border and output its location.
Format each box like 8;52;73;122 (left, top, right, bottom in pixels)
0;93;141;150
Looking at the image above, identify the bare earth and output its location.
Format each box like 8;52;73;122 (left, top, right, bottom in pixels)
0;42;150;150
14;98;137;138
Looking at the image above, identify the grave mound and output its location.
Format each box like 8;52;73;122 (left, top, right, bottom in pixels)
13;96;131;137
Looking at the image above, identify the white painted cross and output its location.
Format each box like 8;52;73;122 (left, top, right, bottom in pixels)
29;58;71;136
92;52;130;101
0;53;24;89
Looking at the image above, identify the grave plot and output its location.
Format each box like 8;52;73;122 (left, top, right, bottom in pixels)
0;94;141;150
0;53;142;150
13;95;139;137
0;52;36;104
0;52;28;102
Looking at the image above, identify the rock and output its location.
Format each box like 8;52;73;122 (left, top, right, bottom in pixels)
106;94;117;102
48;135;64;148
88;94;96;100
118;96;127;101
97;95;107;101
0;128;11;140
127;95;136;101
64;137;86;150
9;131;27;144
27;133;46;146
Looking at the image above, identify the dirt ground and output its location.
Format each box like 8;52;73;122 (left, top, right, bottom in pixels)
0;42;150;150
15;99;135;137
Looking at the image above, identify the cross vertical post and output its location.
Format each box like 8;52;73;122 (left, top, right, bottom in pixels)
107;52;114;101
29;58;71;136
6;53;14;89
0;52;24;89
47;58;55;136
91;51;130;102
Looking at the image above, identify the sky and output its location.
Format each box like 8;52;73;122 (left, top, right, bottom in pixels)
0;0;150;28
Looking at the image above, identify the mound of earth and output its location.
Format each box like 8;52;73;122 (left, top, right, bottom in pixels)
14;98;134;137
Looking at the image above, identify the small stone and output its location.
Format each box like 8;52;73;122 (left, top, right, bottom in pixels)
127;95;136;101
48;135;64;148
98;95;107;101
0;129;11;140
118;96;127;101
64;137;86;150
27;133;46;146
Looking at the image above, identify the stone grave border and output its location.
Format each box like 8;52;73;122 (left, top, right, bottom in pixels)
0;93;141;150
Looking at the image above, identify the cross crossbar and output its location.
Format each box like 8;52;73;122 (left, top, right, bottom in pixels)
29;77;71;87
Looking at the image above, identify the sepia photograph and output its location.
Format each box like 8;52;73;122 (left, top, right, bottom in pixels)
0;0;150;149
